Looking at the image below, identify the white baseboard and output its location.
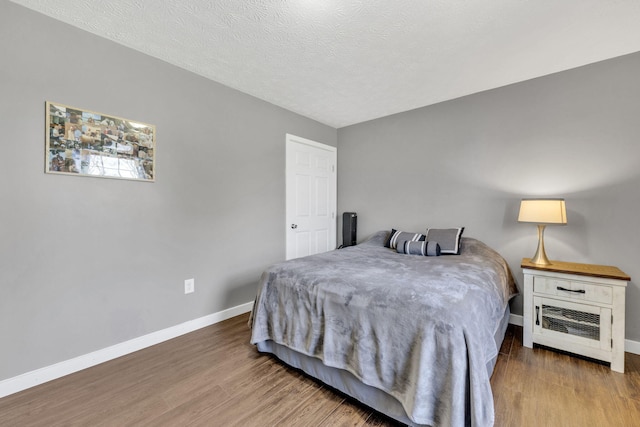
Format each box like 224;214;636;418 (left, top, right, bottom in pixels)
625;338;640;355
0;301;254;399
509;313;523;327
509;313;640;355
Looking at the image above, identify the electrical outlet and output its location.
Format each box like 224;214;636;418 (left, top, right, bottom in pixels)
184;278;195;294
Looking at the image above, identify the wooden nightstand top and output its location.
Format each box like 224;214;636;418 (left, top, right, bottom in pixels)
521;258;630;281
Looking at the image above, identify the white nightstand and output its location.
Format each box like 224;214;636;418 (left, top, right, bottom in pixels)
522;258;629;373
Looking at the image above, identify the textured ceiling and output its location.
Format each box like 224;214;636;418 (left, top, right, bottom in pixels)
9;0;640;128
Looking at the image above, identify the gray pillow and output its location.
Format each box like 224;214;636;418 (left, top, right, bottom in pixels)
425;228;464;254
384;229;425;249
397;240;441;256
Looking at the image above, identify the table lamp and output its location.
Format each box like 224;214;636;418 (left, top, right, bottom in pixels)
518;198;567;265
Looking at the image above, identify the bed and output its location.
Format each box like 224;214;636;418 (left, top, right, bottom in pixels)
250;230;517;426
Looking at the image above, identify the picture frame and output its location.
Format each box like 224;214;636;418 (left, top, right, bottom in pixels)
45;101;155;182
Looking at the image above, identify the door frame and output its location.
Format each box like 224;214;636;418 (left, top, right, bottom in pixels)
285;133;337;260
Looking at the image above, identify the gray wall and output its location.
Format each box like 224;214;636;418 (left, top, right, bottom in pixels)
0;2;336;381
338;52;640;341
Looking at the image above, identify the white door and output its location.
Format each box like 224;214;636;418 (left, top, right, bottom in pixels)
286;134;337;260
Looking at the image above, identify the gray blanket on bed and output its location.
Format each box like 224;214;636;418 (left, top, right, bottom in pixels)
250;231;517;427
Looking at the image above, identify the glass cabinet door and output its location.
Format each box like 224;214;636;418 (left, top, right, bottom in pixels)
533;296;612;350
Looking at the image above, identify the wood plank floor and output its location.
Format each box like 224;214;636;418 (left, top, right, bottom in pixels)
1;313;639;426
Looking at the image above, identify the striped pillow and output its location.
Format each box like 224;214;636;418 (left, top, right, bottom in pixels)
425;227;464;255
397;240;441;256
384;229;425;249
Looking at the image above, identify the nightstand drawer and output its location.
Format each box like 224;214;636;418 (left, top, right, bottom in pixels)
533;277;612;304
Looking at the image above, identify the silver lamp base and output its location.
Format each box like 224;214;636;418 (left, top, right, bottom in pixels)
530;224;552;265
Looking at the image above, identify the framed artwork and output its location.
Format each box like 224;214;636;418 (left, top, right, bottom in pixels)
46;101;155;182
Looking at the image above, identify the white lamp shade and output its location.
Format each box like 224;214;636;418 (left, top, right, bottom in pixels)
518;199;567;224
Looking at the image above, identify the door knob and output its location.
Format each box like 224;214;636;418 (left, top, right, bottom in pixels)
291;224;298;229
